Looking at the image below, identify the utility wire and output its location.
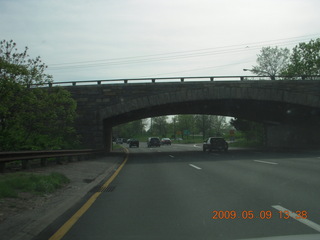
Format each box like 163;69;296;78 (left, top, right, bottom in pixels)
48;33;319;71
137;59;255;78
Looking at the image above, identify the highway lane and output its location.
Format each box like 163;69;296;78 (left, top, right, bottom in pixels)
52;144;320;240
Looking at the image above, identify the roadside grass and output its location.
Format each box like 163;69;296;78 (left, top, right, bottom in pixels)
112;143;124;150
0;172;70;199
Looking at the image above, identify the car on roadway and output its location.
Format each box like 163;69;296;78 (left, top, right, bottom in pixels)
147;137;161;147
128;139;139;148
161;138;172;145
116;138;123;144
203;137;228;152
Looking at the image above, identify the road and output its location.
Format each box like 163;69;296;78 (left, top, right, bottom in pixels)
45;143;320;240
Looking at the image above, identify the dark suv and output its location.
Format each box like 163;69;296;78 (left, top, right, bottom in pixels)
203;137;228;152
147;137;161;147
129;139;139;148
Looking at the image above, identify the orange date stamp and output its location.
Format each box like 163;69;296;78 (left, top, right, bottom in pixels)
211;210;308;220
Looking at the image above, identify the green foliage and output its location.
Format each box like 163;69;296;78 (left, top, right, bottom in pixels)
0;172;70;198
0;40;80;150
0;181;17;198
149;116;168;137
251;39;320;80
251;46;290;80
117;115;230;141
0;39;52;85
284;38;320;79
194;115;227;139
113;119;146;139
230;118;264;145
0;79;80;150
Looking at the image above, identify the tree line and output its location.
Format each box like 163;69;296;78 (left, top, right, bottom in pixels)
113;115;231;140
250;38;320;80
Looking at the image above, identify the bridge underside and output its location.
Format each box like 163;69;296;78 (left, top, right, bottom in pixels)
99;99;320;150
105;99;320;126
63;80;320;150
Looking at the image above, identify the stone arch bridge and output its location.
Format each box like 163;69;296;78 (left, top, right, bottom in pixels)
54;77;320;150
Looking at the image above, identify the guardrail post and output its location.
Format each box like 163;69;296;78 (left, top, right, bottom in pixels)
181;78;184;82
152;79;155;83
124;80;128;84
0;162;5;173
49;83;53;87
240;77;244;81
210;77;214;81
22;160;30;169
41;158;47;167
56;157;63;165
72;82;77;86
97;81;101;85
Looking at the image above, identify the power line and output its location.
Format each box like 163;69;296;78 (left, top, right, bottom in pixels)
138;59;255;78
48;33;320;71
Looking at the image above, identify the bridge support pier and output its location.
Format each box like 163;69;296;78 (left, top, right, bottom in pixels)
103;122;113;152
265;123;320;149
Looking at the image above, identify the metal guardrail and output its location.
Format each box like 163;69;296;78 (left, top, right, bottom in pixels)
30;75;320;87
43;75;274;87
0;149;107;172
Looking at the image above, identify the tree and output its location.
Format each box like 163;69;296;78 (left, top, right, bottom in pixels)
0;40;78;150
150;116;168;137
175;115;195;139
250;46;290;80
210;115;227;136
0;39;52;85
113;119;146;138
284;38;320;79
194;115;211;139
194;115;227;139
230;118;264;144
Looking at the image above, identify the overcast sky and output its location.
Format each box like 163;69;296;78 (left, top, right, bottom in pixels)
1;0;320;82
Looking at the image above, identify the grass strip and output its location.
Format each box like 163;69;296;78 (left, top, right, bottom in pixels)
0;172;70;199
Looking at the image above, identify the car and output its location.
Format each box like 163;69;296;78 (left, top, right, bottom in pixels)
161;138;171;145
116;138;123;144
129;139;139;148
203;137;228;152
147;137;161;147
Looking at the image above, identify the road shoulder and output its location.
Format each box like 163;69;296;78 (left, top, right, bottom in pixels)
0;152;125;240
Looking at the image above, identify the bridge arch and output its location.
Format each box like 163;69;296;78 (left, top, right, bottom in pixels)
64;80;320;150
100;81;319;125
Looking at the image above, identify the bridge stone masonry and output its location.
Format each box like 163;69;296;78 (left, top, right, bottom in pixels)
55;77;320;151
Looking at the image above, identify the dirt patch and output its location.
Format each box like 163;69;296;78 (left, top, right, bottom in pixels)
0;191;52;223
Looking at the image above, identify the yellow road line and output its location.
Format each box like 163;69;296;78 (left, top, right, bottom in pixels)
49;148;129;240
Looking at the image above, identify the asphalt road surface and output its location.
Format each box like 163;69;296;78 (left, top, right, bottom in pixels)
45;143;320;240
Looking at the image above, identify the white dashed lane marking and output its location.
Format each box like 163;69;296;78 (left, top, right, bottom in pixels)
189;164;202;170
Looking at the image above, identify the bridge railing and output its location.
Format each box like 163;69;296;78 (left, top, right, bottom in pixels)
44;75;278;87
29;75;320;87
0;149;107;172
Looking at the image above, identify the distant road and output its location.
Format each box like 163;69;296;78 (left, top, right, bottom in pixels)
49;144;320;240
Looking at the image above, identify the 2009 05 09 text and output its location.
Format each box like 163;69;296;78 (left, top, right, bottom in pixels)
211;210;308;220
